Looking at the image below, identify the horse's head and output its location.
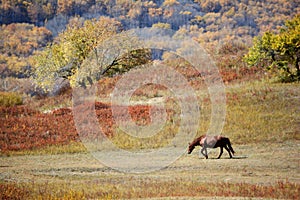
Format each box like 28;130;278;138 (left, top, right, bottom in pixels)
188;135;205;154
187;143;195;154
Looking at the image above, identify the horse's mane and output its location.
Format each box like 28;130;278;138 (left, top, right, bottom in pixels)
190;135;206;147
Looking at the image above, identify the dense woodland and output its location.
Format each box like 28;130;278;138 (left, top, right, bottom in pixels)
0;0;299;94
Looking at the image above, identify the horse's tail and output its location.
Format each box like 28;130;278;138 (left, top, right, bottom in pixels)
225;138;235;155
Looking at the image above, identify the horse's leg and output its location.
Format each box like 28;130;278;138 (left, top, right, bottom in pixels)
217;147;223;159
226;138;235;155
201;147;208;159
224;146;233;158
200;147;205;158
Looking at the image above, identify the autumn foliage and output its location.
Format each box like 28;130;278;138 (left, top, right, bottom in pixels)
0;102;154;152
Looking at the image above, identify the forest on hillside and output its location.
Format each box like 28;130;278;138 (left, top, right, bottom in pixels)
0;0;299;94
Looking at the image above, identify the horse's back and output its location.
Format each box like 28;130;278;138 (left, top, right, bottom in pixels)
203;135;218;148
205;135;229;148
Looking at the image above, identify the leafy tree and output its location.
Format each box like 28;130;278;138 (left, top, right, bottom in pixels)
0;0;30;24
152;22;171;29
244;15;300;82
32;17;151;91
163;0;179;7
0;23;52;78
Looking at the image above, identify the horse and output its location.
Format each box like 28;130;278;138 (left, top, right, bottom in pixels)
188;135;235;159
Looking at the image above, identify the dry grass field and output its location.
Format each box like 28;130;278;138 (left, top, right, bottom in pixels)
0;141;299;199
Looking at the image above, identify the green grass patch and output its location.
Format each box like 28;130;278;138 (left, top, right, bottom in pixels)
0;91;23;106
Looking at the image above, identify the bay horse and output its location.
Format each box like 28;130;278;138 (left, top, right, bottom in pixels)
188;135;235;159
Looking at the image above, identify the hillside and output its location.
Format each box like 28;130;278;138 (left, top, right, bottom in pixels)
0;0;299;88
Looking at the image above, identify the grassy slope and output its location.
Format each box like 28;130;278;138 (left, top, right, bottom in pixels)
224;81;300;143
1;81;299;199
2;81;299;155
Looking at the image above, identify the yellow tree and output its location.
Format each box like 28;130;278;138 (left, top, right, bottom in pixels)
244;15;300;82
32;17;151;91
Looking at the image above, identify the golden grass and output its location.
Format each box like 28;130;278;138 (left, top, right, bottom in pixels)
223;81;300;143
1;179;298;199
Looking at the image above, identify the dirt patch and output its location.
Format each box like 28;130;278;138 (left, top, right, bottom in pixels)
0;141;299;199
0;141;299;185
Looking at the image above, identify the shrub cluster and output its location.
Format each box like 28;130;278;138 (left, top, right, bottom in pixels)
0;92;23;107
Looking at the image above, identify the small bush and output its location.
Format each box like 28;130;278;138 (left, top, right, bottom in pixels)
0;92;23;106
